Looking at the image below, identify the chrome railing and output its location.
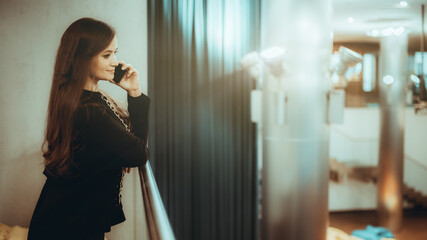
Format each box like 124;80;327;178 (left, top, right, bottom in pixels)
138;161;175;240
405;154;427;171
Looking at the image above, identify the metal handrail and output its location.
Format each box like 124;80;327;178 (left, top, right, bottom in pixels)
331;126;427;171
138;161;175;240
404;154;427;171
330;126;378;142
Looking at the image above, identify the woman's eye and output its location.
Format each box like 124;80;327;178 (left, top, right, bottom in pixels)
104;51;117;58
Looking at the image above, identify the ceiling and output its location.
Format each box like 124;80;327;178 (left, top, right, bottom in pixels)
332;0;426;48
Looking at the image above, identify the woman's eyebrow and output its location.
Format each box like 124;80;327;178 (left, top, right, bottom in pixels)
103;48;119;53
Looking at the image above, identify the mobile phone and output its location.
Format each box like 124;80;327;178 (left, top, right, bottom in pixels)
113;64;128;83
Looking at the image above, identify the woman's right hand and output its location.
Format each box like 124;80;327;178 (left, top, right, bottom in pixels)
109;61;142;97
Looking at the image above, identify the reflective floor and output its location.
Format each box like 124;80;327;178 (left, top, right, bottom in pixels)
329;209;427;240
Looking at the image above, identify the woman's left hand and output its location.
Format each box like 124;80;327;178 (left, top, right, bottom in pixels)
110;61;142;97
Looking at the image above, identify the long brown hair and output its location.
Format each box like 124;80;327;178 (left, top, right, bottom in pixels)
43;18;124;177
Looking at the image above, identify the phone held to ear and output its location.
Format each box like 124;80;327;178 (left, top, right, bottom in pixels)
113;64;128;83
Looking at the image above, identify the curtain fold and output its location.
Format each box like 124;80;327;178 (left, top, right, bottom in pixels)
148;1;260;239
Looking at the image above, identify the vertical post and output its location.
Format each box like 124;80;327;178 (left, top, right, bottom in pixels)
419;5;426;101
260;0;332;239
377;33;408;231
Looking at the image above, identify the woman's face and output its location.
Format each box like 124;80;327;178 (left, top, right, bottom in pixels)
89;37;119;81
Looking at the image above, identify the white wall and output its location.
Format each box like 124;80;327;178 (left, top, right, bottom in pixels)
0;0;148;239
329;107;427;211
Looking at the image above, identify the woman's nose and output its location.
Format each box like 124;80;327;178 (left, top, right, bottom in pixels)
111;56;119;67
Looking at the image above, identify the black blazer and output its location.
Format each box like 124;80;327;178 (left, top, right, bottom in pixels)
28;90;150;240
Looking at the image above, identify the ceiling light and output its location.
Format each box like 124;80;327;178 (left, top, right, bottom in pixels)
347;17;354;23
400;1;408;7
394;26;405;35
371;30;379;37
366;27;407;37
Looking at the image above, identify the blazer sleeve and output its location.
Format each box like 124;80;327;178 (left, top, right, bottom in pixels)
75;93;150;168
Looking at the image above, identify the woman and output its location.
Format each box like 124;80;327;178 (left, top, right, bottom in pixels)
27;18;150;240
